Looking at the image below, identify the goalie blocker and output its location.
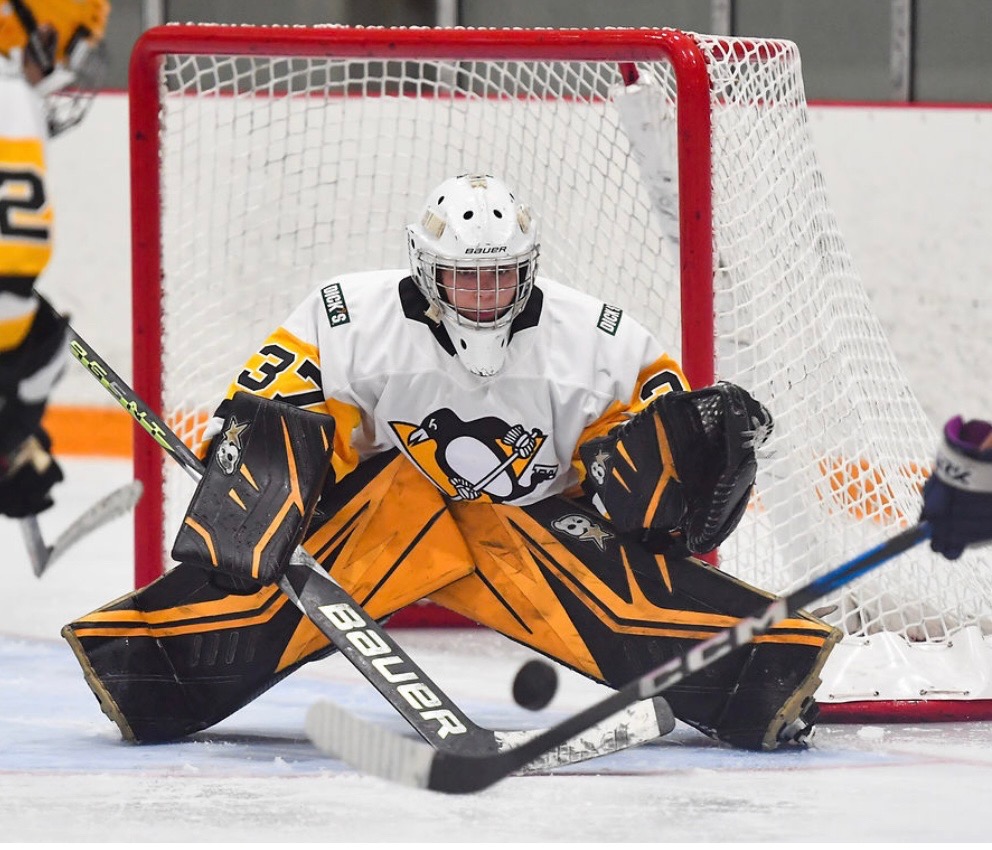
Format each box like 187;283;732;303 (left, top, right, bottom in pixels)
171;391;336;585
64;390;836;752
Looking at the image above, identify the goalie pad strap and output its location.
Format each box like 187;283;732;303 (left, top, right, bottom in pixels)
171;392;335;584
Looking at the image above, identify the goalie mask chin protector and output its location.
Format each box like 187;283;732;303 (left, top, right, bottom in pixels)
171;392;336;585
580;382;773;554
406;173;539;377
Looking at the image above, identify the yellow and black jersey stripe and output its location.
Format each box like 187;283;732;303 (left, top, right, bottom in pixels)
0;134;52;353
221;325;364;484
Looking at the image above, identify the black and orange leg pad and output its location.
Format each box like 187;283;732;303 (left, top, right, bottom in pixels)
62;451;475;743
61;564;328;742
430;495;840;750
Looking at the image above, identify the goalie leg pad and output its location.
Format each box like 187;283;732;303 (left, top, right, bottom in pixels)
430;494;837;750
171;392;335;585
709;636;837;750
627;552;838;751
61;561;330;743
63;451;475;743
580;381;772;553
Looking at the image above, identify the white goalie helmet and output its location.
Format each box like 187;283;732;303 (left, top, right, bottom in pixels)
407;174;539;376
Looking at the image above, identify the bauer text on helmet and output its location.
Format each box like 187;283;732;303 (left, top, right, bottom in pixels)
406;174;539;377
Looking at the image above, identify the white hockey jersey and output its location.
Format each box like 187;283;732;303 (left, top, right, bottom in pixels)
221;270;687;506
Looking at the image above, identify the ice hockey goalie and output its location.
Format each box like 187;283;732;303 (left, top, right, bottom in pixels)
63;173;838;752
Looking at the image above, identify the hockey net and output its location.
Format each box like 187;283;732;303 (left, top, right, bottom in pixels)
130;24;992;720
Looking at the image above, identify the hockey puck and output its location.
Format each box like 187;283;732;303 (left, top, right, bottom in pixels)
512;658;559;711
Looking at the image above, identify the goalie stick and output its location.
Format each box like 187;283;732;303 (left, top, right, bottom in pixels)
51;297;674;768
20;481;144;577
302;521;931;793
308;691;672;776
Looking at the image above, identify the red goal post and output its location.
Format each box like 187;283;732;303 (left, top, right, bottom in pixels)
128;25;717;616
129;24;992;719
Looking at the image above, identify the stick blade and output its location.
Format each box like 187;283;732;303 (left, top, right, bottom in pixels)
305;702;503;794
23;481;144;578
496;696;674;773
306;695;676;791
305;700;437;788
19;517;51;577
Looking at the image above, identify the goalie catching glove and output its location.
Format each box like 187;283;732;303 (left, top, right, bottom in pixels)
172;392;335;585
921;416;992;560
580;382;772;554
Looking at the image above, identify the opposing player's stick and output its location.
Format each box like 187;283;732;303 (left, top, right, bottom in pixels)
20;481;144;577
52;299;673;769
304;521;931;793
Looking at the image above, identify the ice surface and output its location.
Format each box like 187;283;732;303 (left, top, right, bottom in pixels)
3;459;991;842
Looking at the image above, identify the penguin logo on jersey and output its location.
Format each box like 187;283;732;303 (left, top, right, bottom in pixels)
215;418;249;475
551;514;613;551
390;408;558;502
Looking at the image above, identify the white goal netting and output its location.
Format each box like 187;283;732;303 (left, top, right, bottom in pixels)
132;25;992;717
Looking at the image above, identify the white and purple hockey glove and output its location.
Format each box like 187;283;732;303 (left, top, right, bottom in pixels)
921;417;992;560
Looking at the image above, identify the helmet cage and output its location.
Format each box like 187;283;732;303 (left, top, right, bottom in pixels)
407;245;539;377
414;249;538;332
3;0;109;136
37;37;107;136
406;173;539;376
